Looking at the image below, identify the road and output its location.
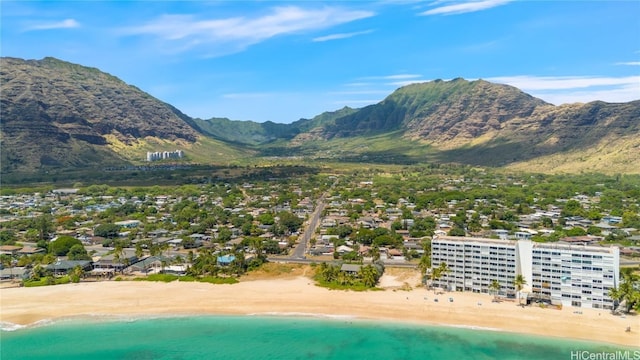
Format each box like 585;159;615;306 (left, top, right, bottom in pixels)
291;199;325;259
268;256;418;269
290;177;338;259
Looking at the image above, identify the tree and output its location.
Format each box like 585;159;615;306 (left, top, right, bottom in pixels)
278;211;303;233
359;265;379;288
610;267;640;314
94;223;121;238
514;275;527;306
566;227;587;236
248;237;265;260
31;264;47;280
437;262;451;290
34;214;54;240
622;211;640;229
135;243;144;259
70;265;85;283
489;280;501;301
609;287;623;312
0;254;13;278
561;200;584;217
370;245;381;262
0;230;17;245
25;229;40;242
217;227;232;243
448;226;466;237
430;267;442;293
257;213;275;225
49;236;83;256
418;254;431;279
113;243;125;273
67;244;91;260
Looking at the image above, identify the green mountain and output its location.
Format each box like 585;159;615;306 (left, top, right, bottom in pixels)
276;79;639;173
2;56;638;175
0;57;247;172
191;106;357;145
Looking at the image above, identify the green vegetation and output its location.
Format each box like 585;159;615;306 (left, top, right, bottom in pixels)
49;236;83;256
313;262;384;290
23;275;71;287
1;165;638;300
514;275;527;306
133;274;238;284
608;267;640;313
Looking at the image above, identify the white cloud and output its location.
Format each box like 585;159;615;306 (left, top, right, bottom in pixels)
23;18;80;31
615;61;640;66
420;0;511;16
486;75;640;104
122;6;374;55
345;82;374;87
486;75;640;91
360;74;423;80
313;29;374;42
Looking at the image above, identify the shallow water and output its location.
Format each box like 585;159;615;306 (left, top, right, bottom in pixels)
1;315;636;360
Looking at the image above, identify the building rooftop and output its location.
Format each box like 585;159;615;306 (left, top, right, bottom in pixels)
434;235;517;246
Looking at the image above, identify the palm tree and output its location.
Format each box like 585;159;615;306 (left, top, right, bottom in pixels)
160;242;170;257
418;255;431;279
359;264;379;288
438;262;450;291
337;271;352;286
0;254;13;280
610;268;640;314
608;287;622;312
370;245;381;262
430;267;442;293
489;280;501;301
249;237;265;261
513;275;527;306
71;265;85;283
113;243;125;274
135;243;144;259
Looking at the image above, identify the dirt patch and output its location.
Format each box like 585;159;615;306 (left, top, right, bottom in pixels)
378;267;421;290
241;263;312;281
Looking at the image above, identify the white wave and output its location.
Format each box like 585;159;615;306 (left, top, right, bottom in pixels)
247;312;358;320
448;324;500;332
0;318;55;332
0;321;27;331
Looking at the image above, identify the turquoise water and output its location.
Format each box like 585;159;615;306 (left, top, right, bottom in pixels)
1;315;636;360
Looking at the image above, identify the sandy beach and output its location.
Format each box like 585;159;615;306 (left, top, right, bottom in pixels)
1;272;638;347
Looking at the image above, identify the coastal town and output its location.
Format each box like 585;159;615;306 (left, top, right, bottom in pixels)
1;169;639;312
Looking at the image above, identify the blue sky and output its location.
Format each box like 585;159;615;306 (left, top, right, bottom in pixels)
2;1;639;123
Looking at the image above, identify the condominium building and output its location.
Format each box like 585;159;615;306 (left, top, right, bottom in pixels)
146;150;184;162
528;242;619;309
431;236;619;309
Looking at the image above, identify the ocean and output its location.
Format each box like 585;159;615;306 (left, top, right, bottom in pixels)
1;315;635;360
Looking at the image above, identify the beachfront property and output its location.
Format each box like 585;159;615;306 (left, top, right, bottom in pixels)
431;236;620;309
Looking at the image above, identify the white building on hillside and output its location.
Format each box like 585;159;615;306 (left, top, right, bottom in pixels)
431;236;619;309
146;150;184;162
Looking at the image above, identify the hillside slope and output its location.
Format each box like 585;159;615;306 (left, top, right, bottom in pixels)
1;57;216;171
2;57;638;175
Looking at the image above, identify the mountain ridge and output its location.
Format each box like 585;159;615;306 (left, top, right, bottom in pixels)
1;56;638;174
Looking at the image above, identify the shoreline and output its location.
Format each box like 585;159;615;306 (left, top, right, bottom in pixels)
1;277;638;347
